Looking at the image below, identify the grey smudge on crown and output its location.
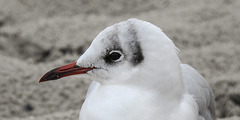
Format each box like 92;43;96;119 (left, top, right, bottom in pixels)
104;26;122;52
108;34;122;51
126;24;144;66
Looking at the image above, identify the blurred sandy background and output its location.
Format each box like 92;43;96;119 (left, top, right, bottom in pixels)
0;0;239;120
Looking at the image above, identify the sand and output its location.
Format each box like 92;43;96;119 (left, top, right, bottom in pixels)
0;0;239;120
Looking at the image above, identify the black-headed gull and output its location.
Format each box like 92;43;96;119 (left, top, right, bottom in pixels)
39;18;216;120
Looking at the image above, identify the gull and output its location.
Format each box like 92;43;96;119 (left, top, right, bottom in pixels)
39;18;216;120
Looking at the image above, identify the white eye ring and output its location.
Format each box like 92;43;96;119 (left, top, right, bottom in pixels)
109;50;124;62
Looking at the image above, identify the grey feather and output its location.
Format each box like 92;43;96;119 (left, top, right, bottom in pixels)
181;64;216;120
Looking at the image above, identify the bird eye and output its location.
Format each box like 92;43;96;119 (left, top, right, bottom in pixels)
108;50;123;62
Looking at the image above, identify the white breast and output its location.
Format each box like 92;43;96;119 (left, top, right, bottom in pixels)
79;83;198;120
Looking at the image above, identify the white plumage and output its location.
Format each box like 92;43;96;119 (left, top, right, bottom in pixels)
77;19;216;120
40;18;216;120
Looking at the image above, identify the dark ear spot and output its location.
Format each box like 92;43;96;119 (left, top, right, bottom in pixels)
131;41;144;65
127;27;144;66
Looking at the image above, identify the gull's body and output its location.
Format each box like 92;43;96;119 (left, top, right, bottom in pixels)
40;18;216;120
81;65;216;120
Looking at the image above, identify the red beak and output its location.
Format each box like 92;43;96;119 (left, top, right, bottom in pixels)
39;62;94;83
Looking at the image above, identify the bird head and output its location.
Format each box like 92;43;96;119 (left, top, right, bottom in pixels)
39;18;181;86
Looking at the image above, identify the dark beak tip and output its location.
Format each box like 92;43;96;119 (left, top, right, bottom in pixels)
39;78;47;83
39;74;58;83
39;67;61;83
39;78;48;83
39;80;44;83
